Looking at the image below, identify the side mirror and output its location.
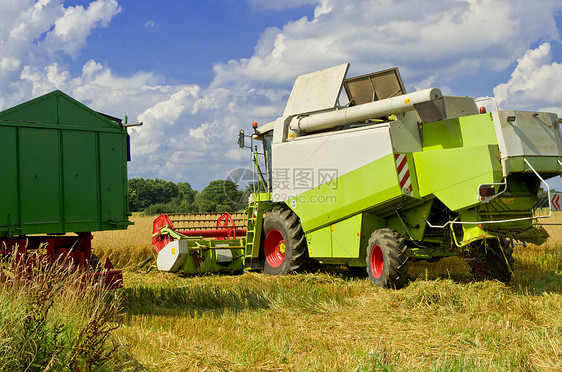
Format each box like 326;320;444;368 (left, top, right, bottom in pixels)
238;130;245;148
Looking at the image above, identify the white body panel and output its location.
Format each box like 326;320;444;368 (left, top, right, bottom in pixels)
492;111;562;176
157;240;189;272
272;124;393;202
492;111;562;158
388;111;423;153
214;243;235;263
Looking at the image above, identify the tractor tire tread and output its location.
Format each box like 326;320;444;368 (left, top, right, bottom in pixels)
366;228;409;289
263;208;313;275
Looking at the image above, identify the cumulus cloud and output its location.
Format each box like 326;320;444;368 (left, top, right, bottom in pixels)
0;0;122;110
214;0;562;92
42;0;121;56
493;43;562;115
128;81;285;188
19;59;173;118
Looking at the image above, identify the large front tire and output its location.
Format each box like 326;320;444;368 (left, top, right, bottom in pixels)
262;209;310;275
366;228;409;289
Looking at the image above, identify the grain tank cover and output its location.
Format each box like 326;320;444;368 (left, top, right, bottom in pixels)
0;90;131;237
283;63;349;116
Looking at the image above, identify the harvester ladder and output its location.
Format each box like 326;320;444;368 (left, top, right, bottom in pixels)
244;202;258;269
244;199;271;270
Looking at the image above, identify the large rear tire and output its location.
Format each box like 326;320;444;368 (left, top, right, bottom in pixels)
468;238;514;284
365;228;409;289
262;209;310;275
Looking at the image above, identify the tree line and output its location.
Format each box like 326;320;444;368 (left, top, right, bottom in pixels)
128;178;249;215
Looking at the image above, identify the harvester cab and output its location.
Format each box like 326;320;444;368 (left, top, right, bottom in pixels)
153;63;562;288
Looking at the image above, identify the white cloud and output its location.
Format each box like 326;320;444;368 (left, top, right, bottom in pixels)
127;82;282;188
0;58;21;72
0;0;122;110
214;0;562;92
42;0;121;56
19;59;171;118
493;43;562;115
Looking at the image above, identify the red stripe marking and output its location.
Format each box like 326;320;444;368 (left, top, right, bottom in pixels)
400;170;410;188
395;153;413;194
397;157;407;173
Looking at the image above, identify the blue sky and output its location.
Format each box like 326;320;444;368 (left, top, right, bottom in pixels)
2;0;562;190
66;0;317;85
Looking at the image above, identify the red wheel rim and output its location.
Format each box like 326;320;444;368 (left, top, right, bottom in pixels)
264;229;285;268
370;244;384;279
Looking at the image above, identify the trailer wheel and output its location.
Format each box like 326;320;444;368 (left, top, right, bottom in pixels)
365;228;409;288
262;209;309;275
468;238;514;284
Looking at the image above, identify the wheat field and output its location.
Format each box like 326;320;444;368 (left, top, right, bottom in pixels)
92;214;156;269
91;214;562;371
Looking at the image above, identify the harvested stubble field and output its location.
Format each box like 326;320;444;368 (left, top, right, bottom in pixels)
92;214;562;371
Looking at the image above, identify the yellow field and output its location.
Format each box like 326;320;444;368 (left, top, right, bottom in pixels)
90;213;562;371
92;214;156;269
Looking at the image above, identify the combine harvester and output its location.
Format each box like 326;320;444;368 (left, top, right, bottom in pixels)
153;63;562;288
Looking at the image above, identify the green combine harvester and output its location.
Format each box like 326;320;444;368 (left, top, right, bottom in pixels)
152;63;562;288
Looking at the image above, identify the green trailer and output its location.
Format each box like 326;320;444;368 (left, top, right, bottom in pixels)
0;90;133;286
152;63;562;288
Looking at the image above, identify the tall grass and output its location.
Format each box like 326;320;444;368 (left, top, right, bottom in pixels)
0;252;128;371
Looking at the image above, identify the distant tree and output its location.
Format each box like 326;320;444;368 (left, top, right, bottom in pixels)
177;182;197;205
150;179;179;204
128;178;148;212
194;180;244;212
129;178;193;213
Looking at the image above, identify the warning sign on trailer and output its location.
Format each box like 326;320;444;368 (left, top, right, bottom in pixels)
551;192;562;211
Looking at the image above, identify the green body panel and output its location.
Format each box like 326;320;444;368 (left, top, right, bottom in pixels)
180;239;245;273
19;128;62;232
288;153;403;233
0;126;19;235
422;114;498;151
306;226;331;259
306;212;386;266
306;213;363;260
331;214;362;258
508;156;562;173
0;90;131;237
414;145;503;211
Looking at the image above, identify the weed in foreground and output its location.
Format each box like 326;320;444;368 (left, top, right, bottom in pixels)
0;251;126;371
